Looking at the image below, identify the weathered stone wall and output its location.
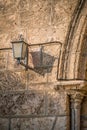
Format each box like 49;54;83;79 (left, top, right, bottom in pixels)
0;45;70;130
1;0;86;130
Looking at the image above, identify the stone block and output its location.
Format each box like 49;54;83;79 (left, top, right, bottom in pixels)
51;26;69;43
55;116;69;130
27;26;65;45
35;117;55;130
0;13;19;34
17;0;30;11
27;27;53;44
0;51;8;70
11;116;68;130
11;117;55;130
0;70;27;91
47;66;58;82
51;1;69;26
19;10;33;28
0;46;27;73
28;83;56;91
19;0;51;29
7;50;17;70
0;33;11;48
0;118;9;130
7;50;24;70
0;0;17;15
51;0;78;26
11;118;35;130
0;91;45;116
28;0;51;28
27;69;47;84
28;84;46;91
47;91;68;115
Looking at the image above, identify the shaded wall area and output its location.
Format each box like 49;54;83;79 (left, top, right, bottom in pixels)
81;97;87;130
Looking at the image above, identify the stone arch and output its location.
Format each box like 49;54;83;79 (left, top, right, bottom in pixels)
58;0;87;80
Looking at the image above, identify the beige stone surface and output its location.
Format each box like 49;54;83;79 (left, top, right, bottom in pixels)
47;91;68;115
11;118;35;130
0;70;27;91
0;91;45;116
28;83;59;91
0;0;78;46
55;116;69;130
27;69;47;84
11;116;68;130
0;51;7;69
0;0;86;130
47;66;58;82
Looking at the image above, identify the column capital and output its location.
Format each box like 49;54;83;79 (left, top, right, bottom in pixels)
69;91;84;109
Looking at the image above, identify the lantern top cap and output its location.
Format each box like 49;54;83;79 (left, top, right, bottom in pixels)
11;40;28;45
11;34;28;45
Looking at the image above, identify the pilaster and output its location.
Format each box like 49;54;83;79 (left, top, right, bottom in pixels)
70;92;84;130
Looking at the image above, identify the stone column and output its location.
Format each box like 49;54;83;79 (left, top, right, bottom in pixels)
70;92;84;130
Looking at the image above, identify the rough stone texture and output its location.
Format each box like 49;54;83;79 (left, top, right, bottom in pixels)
0;0;87;130
54;116;69;130
0;91;68;116
0;118;9;130
28;83;59;91
0;0;78;47
47;66;58;82
11;116;68;130
0;70;27;91
0;51;7;69
0;91;45;116
0;50;25;70
27;69;47;84
47;91;68;115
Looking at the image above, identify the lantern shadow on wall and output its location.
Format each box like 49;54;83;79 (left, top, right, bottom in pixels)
11;35;58;76
30;51;56;76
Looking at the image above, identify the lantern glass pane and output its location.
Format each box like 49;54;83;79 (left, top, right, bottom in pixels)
12;42;22;59
22;42;27;59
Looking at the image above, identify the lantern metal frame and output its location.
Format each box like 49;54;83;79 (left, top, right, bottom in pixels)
11;41;28;58
11;36;34;71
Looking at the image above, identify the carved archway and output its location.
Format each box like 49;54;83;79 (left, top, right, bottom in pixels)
57;1;87;129
58;0;87;80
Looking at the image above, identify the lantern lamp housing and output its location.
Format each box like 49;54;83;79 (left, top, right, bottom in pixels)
11;35;35;71
11;40;28;62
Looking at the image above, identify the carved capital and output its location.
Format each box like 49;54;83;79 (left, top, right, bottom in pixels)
70;91;84;109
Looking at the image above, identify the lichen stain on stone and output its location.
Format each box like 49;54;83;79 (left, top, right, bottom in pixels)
0;92;45;116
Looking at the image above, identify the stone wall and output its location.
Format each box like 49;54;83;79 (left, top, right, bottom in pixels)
0;91;69;130
0;44;70;130
0;0;84;130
